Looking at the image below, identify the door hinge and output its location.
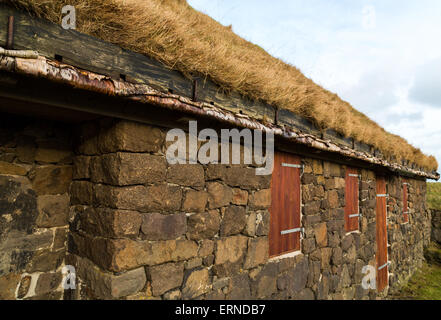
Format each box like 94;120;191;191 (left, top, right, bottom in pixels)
378;261;390;271
281;227;305;238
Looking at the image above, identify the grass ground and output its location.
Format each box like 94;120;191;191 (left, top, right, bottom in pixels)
393;243;441;300
392;184;441;300
427;182;441;210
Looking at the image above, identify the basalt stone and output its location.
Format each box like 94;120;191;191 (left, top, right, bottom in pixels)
70;181;94;205
328;190;339;209
341;234;353;252
279;258;309;296
249;189;271;210
321;248;333;271
72;156;91;179
303;201;320;215
26;249;64;273
147;262;184;296
81;208;142;238
232;188;248;205
0;161;27;175
32;165;72;196
53;228;67;251
302;173;316;185
314;222;328;248
36;194;70;228
35;140;71;164
243;237;269;269
221;166;271;190
91;153;166;186
331;247;343;266
316;273;330;300
70;233;198;272
16;135;37;164
0;273;21;299
182;190;208;213
187;211;220;240
294;288;315;300
256;210;270;236
250;263;278;299
182;268;211;299
35;272;62;295
220;206;247;236
167;164;205;188
94;184;182;213
141;212;186;240
0;176;38;234
207;182;232;209
198;240;214;257
328;232;340;248
244;212;257;236
226;274;251;300
302;238;316;254
215;236;248;266
17;275;32;299
98;120;165;153
75;256;146;299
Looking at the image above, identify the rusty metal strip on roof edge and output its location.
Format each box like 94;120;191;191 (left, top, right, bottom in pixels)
1;54;439;180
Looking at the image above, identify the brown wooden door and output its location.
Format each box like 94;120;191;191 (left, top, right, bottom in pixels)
269;151;301;257
403;181;409;223
376;176;388;292
345;168;359;232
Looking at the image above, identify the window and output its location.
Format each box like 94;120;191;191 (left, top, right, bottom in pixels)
345;167;360;232
402;180;409;223
269;151;302;257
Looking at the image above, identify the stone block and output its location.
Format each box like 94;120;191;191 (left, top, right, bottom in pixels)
147;262;184;296
187;211;220;240
182;190;208;213
232;188;248;205
215;236;248;265
98;120;165;153
207;182;232;209
36;194;70;228
244;237;269;269
91;153;166;186
32;165;72;195
249;189;271;209
220;206;247;236
167;164;205;188
141;212;186;240
182;268;210;299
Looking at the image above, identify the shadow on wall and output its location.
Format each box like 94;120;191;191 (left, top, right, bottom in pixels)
432;210;441;245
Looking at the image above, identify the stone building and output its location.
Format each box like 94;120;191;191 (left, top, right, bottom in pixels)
0;3;439;300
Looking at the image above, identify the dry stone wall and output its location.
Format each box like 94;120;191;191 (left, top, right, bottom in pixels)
67;118;431;300
0;113;72;300
0;113;431;300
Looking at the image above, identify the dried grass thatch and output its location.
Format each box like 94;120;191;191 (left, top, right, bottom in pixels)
5;0;438;171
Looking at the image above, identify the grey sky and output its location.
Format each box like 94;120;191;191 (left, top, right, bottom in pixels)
188;0;441;171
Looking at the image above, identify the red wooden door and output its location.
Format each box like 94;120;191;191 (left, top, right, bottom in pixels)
403;181;409;223
345;168;359;232
269;152;301;257
376;176;388;292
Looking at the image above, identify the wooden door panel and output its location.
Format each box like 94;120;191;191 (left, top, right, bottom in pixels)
403;181;409;223
269;152;301;257
345;168;359;232
376;176;388;292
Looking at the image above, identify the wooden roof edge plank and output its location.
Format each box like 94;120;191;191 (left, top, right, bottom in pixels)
0;54;438;181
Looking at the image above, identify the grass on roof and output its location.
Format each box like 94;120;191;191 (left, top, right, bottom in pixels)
6;0;438;171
